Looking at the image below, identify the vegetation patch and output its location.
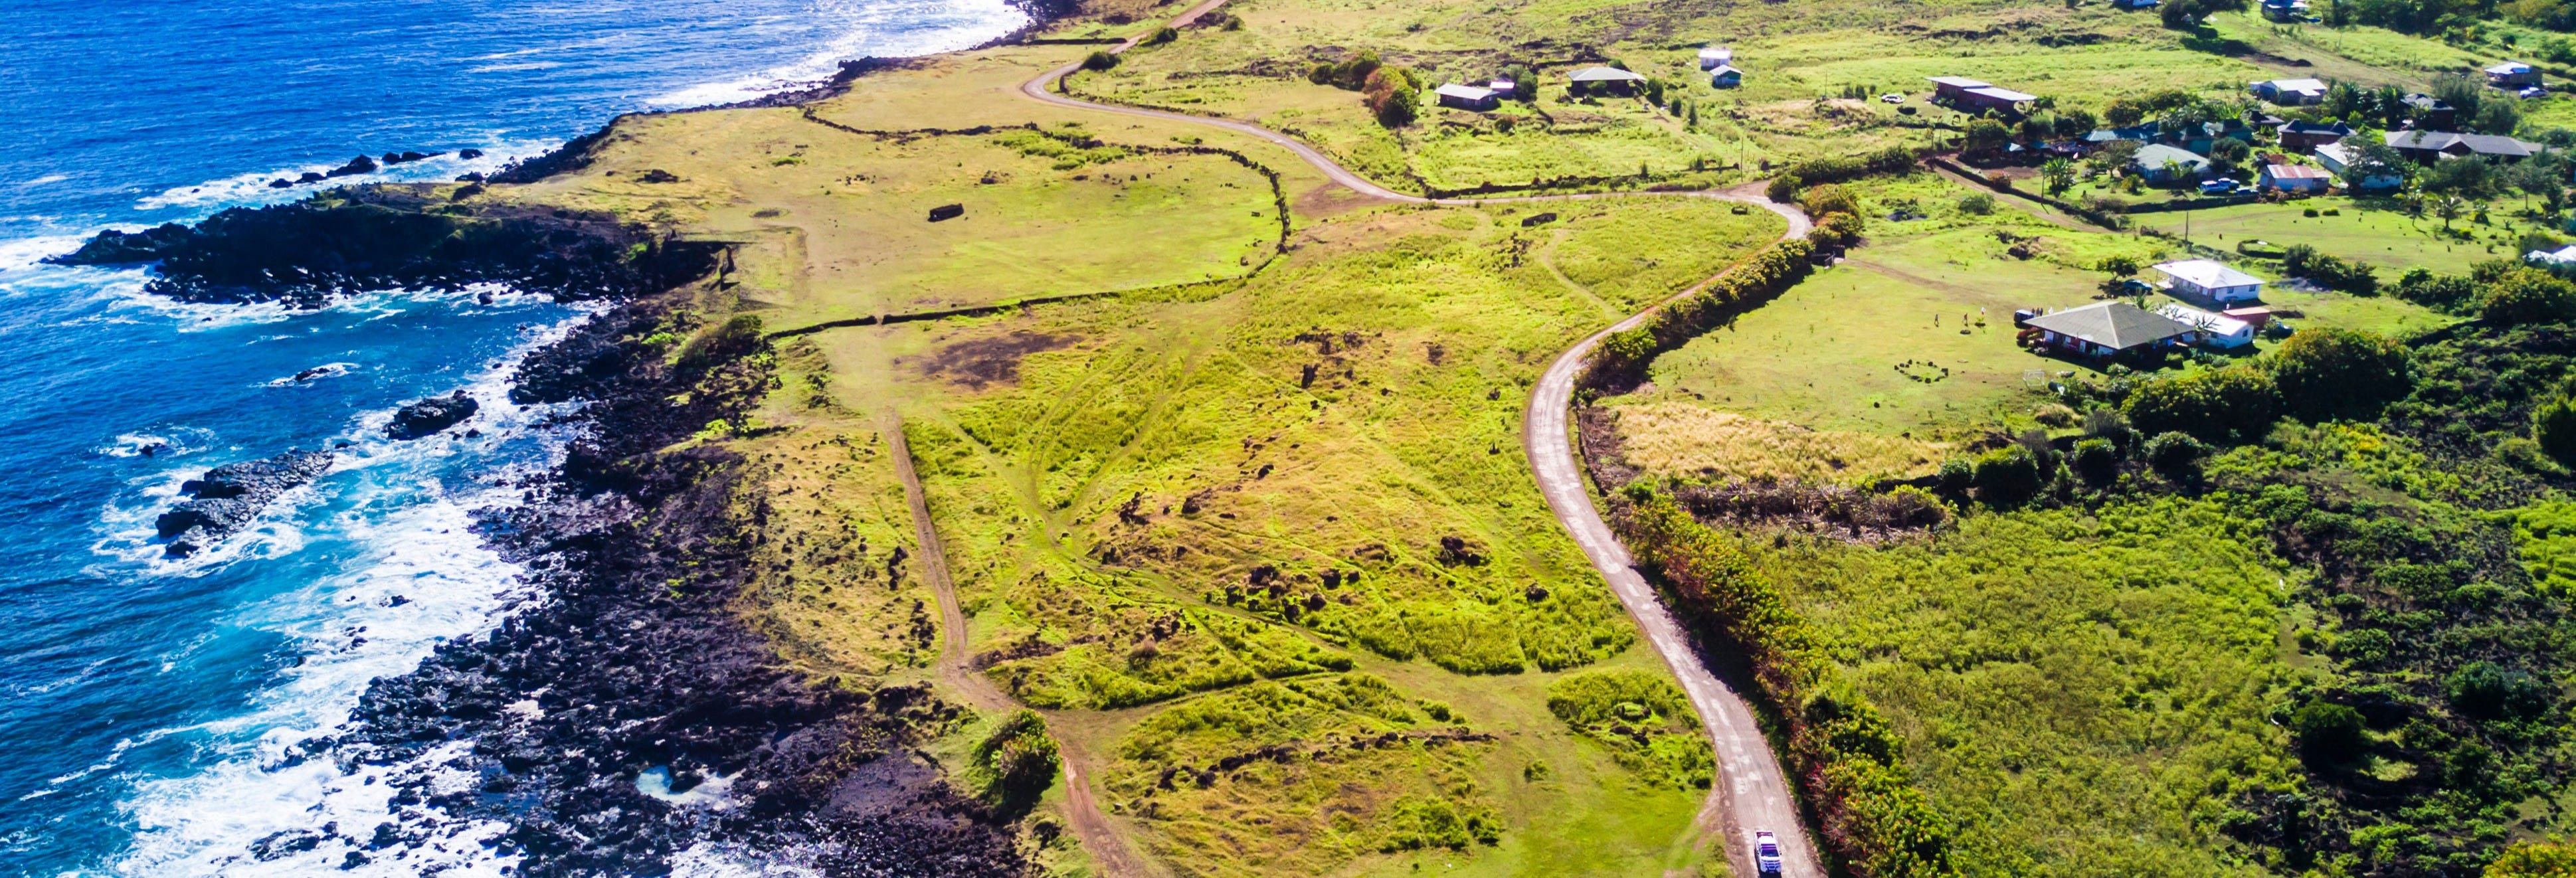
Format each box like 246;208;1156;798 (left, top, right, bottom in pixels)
1608;401;1943;485
1544;669;1714;790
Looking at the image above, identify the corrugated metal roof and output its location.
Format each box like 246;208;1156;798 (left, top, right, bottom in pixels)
2022;302;2192;350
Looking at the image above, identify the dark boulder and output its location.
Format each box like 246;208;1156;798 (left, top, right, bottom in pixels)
457;148;485;160
326;155;379;177
928;203;965;222
157;449;335;555
49;222;192;264
387;391;479;439
268;179;294;189
296;171;327;184
636;169;681;183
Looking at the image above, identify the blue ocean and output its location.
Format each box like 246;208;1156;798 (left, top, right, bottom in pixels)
0;1;1024;874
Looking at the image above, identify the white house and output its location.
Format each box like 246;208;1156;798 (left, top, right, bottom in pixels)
2251;77;2328;104
2157;303;2256;349
1698;46;1732;70
2154;258;2266;306
2530;244;2576;268
1433;83;1499;111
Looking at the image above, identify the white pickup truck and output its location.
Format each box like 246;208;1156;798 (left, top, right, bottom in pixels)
1754;830;1785;875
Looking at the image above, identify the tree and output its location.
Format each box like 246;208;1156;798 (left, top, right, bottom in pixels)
2477;98;2525;137
1082;50;1121;71
1767;173;1801;204
2537;391;2576;466
2486;838;2576;877
2160;157;2192;187
2435;194;2466;230
1964;118;2013;155
1502;64;1536;102
2208;137;2251;172
2070;438;2119;485
2272;327;2411;420
2125;367;2280;442
1802;183;1859;217
2484;266;2576;323
1971;444;2043;505
2041;157;2075;195
2290;701;2367;762
972;710;1061;812
2144;430;2209;480
2433;72;2485;122
2100;254;2141;280
2447;661;2553;720
1362;67;1418;128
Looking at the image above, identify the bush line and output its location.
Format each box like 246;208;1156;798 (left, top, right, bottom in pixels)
1580;237;1817;392
1614;493;1953;877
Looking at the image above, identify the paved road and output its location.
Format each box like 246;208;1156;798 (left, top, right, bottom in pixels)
1001;14;1824;877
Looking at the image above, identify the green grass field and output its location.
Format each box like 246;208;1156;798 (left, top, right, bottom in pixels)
2132;197;2546;280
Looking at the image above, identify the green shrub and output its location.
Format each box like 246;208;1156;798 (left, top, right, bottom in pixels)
2536;391;2576;466
1956;192;1996;215
674;313;765;371
1935;458;1974;493
2290;701;2367;761
1083;50;1121;71
1766;173;1801;204
2071;438;2119;485
2123;365;2278;443
2446;661;2553;720
2482;268;2576;325
2272;327;2411;420
1972;445;2043;504
1380;796;1502;850
1145;26;1178;45
2143;430;2208;480
1801;183;1859;218
972;709;1061;810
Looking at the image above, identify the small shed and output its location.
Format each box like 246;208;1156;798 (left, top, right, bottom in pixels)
1697;46;1733;70
2258;163;2334;193
1709;64;1743;88
1568;66;1649;95
1958;84;2037;113
2275;119;2353;150
1926;76;1991;102
2158;303;2256;349
2488;61;2542;87
1434;84;1500;111
2021;302;2193;357
2154;258;2266;306
2260;0;2311;21
1487;78;1516;94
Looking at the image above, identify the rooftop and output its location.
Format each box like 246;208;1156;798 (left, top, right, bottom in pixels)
1434;84;1497;100
2154;258;2266;290
1710;64;1743;76
2278;120;2353;135
2264;163;2334;179
1568;66;1647;82
2386;130;2543;158
2258;77;2328;92
2158;303;2253;336
2022;302;2193;350
2130;143;2211;168
1964;86;2038;102
2488;61;2537;74
1926;76;1991;88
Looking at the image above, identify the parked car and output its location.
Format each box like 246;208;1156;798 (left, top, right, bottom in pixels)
1880;92;1904;103
2198;177;2241;195
1755;831;1786;875
2522;85;2549;100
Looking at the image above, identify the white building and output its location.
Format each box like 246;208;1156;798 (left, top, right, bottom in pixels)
2530;244;2576;268
2157;303;2256;349
1698;46;1732;70
2153;258;2266;306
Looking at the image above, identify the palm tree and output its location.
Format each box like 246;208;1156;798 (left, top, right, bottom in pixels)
2041;157;2075;195
2436;194;2466;230
2162;158;2191;189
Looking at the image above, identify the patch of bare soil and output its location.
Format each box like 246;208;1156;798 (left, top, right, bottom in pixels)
914;331;1075;388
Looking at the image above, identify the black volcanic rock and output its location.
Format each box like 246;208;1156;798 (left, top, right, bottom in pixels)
457;148;484;160
326;155;379;177
45;192;723;308
386;391;478;439
157;449;334;555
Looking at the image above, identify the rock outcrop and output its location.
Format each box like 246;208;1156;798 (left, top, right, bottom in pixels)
156;449;335;556
386;391;478;439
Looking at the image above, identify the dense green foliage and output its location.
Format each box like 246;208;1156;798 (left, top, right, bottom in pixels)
1582;238;1815;389
973;709;1063;812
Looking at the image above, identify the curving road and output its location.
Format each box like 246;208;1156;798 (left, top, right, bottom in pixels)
996;13;1821;877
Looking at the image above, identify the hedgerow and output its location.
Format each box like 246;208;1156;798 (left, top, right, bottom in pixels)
1582;238;1816;391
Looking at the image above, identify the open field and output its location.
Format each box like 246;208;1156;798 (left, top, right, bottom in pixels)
754;196;1781;875
2128;197;2547;280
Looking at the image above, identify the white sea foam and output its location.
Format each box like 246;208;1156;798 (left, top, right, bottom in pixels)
646;0;1028;107
95;311;595;875
132;137;559;213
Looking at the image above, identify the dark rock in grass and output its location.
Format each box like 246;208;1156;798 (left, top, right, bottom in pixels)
158;449;335;555
1520;211;1558;227
327;155;379;177
457;148;484;160
387;391;478;440
928;203;965;222
636;169;682;183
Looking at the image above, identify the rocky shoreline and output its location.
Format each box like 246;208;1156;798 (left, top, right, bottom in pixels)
76;187;1030;877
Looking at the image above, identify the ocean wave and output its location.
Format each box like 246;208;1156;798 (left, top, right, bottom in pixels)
131;136;560;213
95;311;597;875
645;0;1028;107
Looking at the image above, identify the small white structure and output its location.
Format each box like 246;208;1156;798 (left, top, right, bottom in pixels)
2250;77;2328;104
1709;64;1743;88
2158;303;2256;349
1697;46;1733;70
2529;244;2576;268
2154;258;2266;306
1433;83;1500;111
1487;78;1516;93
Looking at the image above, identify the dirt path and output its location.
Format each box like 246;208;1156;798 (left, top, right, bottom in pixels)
998;11;1824;876
881;410;1155;878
